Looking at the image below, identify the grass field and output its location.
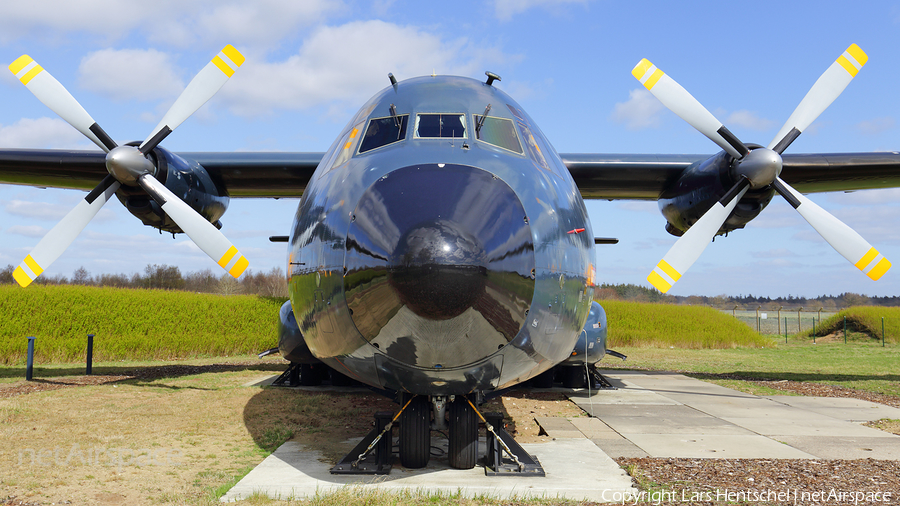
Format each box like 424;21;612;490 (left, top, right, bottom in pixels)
3;286;900;504
601;299;772;348
0;285;286;364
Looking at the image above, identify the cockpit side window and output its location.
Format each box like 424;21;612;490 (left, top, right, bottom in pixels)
414;114;467;138
330;121;365;170
507;104;549;171
473;115;523;154
359;115;409;153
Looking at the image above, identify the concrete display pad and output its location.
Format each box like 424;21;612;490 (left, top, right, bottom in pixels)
223;370;900;502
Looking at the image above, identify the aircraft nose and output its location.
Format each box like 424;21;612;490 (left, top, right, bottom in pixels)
344;164;535;369
389;218;487;320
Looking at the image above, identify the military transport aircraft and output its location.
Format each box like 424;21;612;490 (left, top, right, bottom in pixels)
1;44;898;472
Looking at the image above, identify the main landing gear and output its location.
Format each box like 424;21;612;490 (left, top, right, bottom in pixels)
331;393;543;476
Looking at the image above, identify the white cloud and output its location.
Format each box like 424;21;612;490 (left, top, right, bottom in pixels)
0;0;340;50
6;225;47;237
4;199;74;221
610;88;664;130
725;110;776;132
77;49;185;101
751;248;799;259
0;117;85;148
494;0;589;21
220;20;517;117
826;188;900;206
855;117;895;135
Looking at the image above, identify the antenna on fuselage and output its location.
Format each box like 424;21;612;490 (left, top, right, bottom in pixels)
388;72;398;89
485;71;501;86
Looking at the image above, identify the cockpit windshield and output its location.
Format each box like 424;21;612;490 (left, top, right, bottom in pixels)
359;115;409;153
414;114;467;138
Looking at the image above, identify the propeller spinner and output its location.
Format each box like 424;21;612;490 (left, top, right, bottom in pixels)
8;46;248;287
634;44;890;293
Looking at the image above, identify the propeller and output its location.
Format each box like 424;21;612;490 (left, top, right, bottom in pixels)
8;46;249;287
635;44;889;293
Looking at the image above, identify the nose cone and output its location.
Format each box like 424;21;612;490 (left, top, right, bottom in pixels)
344;164;534;368
389;219;488;320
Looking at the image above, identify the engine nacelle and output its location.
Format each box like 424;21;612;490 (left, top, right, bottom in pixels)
114;147;229;234
658;150;776;237
561;301;607;365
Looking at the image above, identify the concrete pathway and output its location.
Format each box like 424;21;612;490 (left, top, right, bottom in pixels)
567;370;900;460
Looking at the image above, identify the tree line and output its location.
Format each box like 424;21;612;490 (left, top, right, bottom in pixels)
595;283;900;309
0;264;288;297
2;267;894;308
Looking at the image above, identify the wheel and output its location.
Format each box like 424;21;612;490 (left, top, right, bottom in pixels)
562;366;587;388
448;398;478;469
399;396;430;468
299;363;322;386
531;368;555;388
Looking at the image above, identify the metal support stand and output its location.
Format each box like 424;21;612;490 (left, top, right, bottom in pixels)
483;412;545;476
270;363;301;387
86;334;94;375
331;411;394;474
590;367;617;390
26;336;35;381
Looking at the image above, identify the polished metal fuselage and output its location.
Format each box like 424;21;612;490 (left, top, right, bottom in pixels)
283;75;595;395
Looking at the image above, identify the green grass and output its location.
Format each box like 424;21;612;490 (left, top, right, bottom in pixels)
807;306;900;343
0;285;286;364
602;342;900;397
600;299;772;349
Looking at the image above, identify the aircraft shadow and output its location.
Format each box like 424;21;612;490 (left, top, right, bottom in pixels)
242;382;516;480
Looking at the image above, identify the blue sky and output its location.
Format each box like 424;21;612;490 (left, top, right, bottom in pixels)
0;0;898;298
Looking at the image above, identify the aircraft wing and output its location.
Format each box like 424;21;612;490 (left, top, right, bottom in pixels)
563;152;900;199
0;149;323;198
2;149;900;199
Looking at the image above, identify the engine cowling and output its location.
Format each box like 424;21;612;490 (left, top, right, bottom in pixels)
658;150;776;237
114;146;229;234
562;301;607;365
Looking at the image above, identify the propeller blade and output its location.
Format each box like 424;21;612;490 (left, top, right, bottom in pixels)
12;176;120;287
632;58;748;159
8;55;117;152
139;45;244;154
648;179;750;293
768;44;867;154
137;174;249;278
772;178;890;280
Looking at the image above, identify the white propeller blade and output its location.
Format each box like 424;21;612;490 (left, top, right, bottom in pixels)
12;178;120;287
648;183;749;293
8;55;117;152
769;44;867;153
140;45;244;153
137;175;249;278
632;58;746;159
773;178;890;281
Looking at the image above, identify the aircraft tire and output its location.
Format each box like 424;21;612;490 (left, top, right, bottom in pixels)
531;368;555;388
448;398;478;469
300;363;322;386
561;366;587;388
399;396;430;468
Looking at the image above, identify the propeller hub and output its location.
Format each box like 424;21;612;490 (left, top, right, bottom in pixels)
106;146;156;185
734;148;782;190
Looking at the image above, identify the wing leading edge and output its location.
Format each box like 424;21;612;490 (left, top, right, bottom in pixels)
1;149;899;199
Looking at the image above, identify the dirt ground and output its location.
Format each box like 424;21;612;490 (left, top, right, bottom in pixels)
2;361;899;505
